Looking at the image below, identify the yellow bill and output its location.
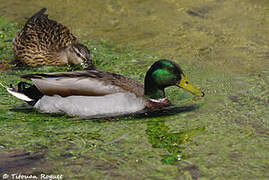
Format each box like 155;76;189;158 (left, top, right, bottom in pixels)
178;75;204;97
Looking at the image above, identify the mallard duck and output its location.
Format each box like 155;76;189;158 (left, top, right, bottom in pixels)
13;8;94;69
6;60;204;118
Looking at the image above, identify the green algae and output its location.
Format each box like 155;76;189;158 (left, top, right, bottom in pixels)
0;1;269;179
1;0;268;73
146;119;205;165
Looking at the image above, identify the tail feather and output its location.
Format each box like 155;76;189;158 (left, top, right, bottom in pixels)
0;40;12;43
29;8;47;20
6;88;33;102
25;8;47;25
5;82;44;106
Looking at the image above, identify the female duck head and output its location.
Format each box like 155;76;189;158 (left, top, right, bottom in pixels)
144;60;204;100
64;43;95;70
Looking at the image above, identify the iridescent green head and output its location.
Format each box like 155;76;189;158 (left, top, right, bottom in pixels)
144;60;204;100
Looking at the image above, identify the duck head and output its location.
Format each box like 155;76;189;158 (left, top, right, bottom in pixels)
64;43;94;70
144;60;204;100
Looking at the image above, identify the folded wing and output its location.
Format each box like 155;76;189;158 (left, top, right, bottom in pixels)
21;70;144;97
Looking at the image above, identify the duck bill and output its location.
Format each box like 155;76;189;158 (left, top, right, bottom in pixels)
177;75;204;97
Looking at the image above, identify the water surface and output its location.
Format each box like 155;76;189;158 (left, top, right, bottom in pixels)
0;0;268;72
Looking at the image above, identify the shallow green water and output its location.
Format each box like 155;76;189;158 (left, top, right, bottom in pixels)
0;0;269;179
0;0;268;72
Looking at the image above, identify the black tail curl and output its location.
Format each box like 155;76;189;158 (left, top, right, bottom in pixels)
17;82;44;106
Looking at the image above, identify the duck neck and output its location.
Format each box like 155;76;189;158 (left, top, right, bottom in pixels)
144;79;165;100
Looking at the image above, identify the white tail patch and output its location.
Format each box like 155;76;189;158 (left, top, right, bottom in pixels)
6;88;33;102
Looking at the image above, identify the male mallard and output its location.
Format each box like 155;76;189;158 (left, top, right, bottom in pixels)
13;8;94;69
6;60;204;118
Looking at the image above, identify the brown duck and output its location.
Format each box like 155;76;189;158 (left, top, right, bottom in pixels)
13;8;94;69
6;60;204;118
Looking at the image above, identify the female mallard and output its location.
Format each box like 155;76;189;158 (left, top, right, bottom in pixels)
13;8;94;69
6;60;204;118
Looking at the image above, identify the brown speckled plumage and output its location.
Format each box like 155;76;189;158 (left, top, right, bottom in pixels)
13;8;92;67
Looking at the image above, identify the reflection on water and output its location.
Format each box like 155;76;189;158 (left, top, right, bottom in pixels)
84;105;205;165
10;103;204;165
146;120;205;164
0;0;268;72
132;105;205;165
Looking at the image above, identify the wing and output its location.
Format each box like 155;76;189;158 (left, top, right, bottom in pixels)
14;8;78;52
21;70;144;97
12;8;79;66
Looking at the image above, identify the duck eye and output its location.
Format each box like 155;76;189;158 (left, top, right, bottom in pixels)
185;81;189;84
75;51;82;58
